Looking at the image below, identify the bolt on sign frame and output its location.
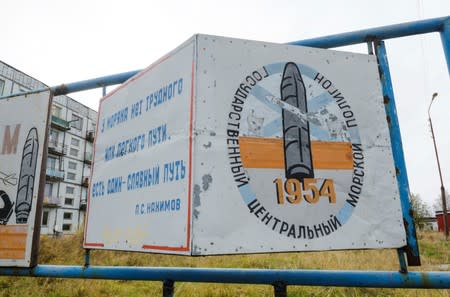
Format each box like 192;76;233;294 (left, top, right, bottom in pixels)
0;16;450;297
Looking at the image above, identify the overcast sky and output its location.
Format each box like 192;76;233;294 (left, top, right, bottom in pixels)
2;0;449;209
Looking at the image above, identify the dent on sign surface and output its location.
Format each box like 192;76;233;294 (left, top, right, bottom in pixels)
85;34;406;255
0;91;50;267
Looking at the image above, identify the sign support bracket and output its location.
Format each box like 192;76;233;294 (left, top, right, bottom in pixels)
84;249;91;267
375;40;421;266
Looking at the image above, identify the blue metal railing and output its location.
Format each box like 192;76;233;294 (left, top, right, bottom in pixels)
0;265;449;288
288;16;449;48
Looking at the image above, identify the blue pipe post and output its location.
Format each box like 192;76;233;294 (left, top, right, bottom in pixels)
440;18;450;75
0;70;140;101
0;265;449;288
375;40;420;266
51;70;140;96
365;39;410;271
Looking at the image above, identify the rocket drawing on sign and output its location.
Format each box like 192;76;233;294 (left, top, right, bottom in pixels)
15;128;39;224
280;62;314;180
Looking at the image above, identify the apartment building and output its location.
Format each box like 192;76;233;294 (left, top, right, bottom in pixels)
0;60;97;235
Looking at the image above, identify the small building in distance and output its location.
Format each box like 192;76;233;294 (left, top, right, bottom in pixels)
435;211;450;233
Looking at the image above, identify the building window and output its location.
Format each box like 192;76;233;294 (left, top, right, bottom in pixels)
62;224;72;231
52;105;62;118
68;161;77;170
47;156;58;170
70;114;83;130
71;137;80;147
67;172;76;181
64;198;74;206
44;183;53;196
70;148;79;157
42;211;49;226
0;79;5;96
63;212;72;220
66;186;74;194
49;129;59;143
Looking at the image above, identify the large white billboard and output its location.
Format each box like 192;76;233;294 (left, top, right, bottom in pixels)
0;91;50;266
84;35;406;255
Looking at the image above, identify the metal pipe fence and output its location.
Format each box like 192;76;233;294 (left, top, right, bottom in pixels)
1;15;449;296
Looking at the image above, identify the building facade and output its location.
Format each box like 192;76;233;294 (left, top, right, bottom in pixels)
0;60;97;235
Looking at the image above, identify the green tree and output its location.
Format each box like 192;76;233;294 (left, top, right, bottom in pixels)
409;193;431;229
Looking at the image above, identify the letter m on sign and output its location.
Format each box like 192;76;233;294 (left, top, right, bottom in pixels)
2;124;21;154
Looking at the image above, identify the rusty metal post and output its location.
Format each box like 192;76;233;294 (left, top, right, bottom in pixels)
273;281;287;297
162;280;174;297
397;249;408;273
84;249;90;267
367;41;374;55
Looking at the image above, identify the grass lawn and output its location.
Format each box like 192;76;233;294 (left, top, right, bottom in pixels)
0;231;449;296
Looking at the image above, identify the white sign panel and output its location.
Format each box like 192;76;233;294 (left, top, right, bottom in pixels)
85;35;406;255
84;39;194;253
0;91;50;266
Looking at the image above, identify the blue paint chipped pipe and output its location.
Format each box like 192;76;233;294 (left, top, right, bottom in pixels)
50;70;141;96
288;16;449;49
0;265;449;289
375;41;420;266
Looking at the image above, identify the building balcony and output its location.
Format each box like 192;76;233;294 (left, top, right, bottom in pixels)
80;199;87;211
51;115;70;131
48;139;67;156
86;130;95;142
46;167;65;181
43;196;61;208
84;152;93;164
82;176;89;188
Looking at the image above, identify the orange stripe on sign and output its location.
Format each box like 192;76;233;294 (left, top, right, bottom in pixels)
239;136;353;170
0;225;27;260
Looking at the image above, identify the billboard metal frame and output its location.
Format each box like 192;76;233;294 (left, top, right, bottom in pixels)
1;15;449;296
